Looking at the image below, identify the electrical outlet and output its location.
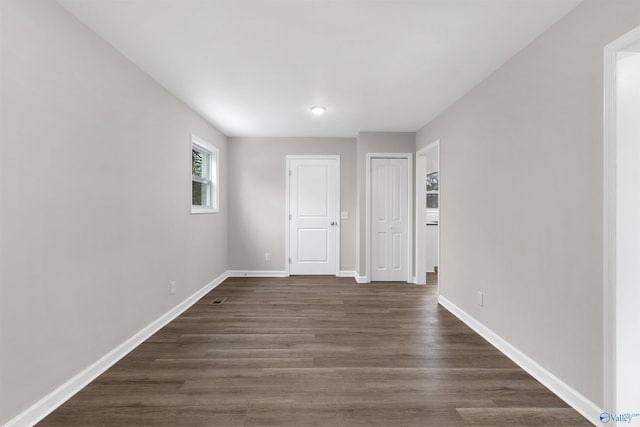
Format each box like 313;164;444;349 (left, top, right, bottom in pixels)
170;281;176;295
265;252;271;261
477;291;484;307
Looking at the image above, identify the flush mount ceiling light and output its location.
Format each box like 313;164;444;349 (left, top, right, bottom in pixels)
310;106;326;116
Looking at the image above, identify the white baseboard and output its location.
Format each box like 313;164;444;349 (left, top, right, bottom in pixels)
438;295;602;426
226;270;289;277
4;272;229;427
338;270;358;280
228;270;365;281
332;271;371;283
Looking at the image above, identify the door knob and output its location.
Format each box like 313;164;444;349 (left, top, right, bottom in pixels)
330;221;338;226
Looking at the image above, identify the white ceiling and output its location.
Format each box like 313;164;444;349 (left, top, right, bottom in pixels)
58;0;582;138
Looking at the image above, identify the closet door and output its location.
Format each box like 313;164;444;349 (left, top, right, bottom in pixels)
371;158;408;281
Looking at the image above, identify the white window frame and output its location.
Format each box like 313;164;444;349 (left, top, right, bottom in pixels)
191;134;218;214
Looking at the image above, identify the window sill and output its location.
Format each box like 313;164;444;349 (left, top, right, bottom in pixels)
191;207;218;214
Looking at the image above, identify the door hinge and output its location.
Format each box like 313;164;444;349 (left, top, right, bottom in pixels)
289;258;291;264
289;214;292;220
289;170;292;176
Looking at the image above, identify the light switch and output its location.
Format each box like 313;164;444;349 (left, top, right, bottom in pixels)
340;211;349;220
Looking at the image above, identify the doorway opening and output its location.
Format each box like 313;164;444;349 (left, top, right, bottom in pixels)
603;25;640;414
415;141;440;287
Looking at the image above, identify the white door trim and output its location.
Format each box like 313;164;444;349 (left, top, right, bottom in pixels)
415;140;440;286
285;155;341;276
603;25;640;414
365;153;413;283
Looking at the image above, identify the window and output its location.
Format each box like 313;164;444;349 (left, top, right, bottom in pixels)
191;135;218;214
426;171;438;209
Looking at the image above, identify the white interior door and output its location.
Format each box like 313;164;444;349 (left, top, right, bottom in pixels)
289;157;338;275
371;158;408;281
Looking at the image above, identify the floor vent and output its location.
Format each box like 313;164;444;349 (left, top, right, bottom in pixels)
211;297;227;305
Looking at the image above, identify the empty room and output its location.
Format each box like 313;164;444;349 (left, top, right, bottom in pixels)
1;0;639;426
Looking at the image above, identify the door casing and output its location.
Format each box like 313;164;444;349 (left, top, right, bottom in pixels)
603;25;640;415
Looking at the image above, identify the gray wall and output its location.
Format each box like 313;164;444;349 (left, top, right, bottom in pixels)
356;132;416;276
227;133;417;279
416;0;640;406
0;0;228;423
228;137;357;272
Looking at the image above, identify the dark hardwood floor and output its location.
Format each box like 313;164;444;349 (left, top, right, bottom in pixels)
39;277;590;426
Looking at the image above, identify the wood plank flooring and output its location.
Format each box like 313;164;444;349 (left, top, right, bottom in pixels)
39;277;590;426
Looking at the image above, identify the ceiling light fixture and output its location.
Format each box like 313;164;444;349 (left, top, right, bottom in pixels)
310;106;326;116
